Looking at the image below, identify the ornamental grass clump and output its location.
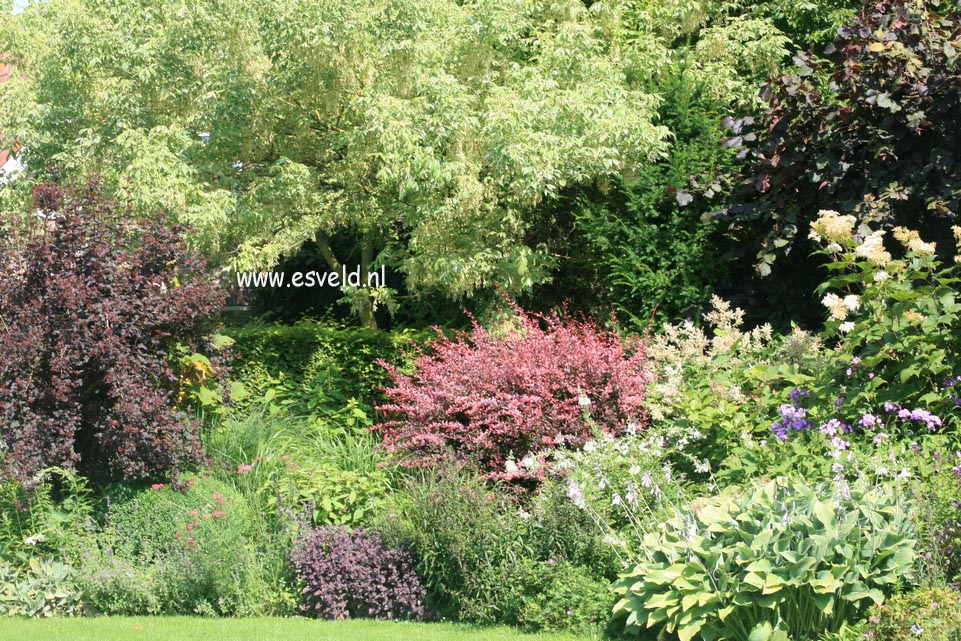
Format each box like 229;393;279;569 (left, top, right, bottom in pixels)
612;477;916;641
376;304;650;482
291;525;428;621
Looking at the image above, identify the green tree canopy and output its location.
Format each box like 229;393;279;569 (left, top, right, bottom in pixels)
1;0;676;326
0;0;843;327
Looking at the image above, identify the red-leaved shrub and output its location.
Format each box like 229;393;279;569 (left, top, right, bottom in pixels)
375;306;651;481
0;180;224;484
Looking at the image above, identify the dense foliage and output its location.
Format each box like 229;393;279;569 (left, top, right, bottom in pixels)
866;586;961;641
0;0;678;327
0;182;223;484
378;465;617;630
377;305;651;481
224;321;428;416
291;526;427;621
204;406;391;527
613;478;916;641
719;0;961;288
3;0;961;637
80;474;289;616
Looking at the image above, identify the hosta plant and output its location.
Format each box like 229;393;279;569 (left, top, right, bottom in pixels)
612;477;916;641
0;557;83;617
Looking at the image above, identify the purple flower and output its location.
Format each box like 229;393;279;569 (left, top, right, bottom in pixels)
834;396;845;408
771;403;811;441
883;402;902;413
789;388;811;407
771;423;790;442
830;437;851;451
908;408;942;432
819;419;850;437
873;432;889;446
859;413;880;430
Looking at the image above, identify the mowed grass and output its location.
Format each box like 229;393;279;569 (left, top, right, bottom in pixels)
0;617;597;641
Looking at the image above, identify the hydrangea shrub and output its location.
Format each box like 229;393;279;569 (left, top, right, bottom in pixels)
376;305;651;481
291;526;428;621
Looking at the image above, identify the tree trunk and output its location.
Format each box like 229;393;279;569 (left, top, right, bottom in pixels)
357;232;377;330
314;230;378;330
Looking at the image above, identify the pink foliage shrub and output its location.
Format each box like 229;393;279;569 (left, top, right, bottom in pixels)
375;306;651;481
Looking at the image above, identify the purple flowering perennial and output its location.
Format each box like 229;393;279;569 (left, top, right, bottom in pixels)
789;388;811;406
859;413;880;430
771;403;812;441
819;419;851;437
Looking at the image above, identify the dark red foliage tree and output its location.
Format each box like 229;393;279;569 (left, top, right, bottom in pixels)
376;305;651;482
0;180;225;485
715;0;961;286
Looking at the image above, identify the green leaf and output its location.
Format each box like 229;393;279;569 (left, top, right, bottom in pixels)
749;620;773;641
678;619;706;641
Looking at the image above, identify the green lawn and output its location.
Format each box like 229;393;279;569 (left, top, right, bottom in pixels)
0;617;597;641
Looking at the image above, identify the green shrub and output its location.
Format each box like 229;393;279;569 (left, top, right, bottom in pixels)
204;403;391;527
613;477;916;641
74;555;167;616
81;473;293;616
378;465;530;625
0;468;96;564
644;217;961;488
223;321;429;416
524;479;621;579
104;475;257;560
866;587;961;641
643;295;816;483
378;463;617;632
516;560;615;637
567;67;735;330
0;557;83;617
800;213;961;430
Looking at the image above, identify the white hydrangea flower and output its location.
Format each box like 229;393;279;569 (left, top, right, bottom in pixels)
842;295;860;312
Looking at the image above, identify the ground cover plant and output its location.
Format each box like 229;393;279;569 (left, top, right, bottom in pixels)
291;525;428;621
